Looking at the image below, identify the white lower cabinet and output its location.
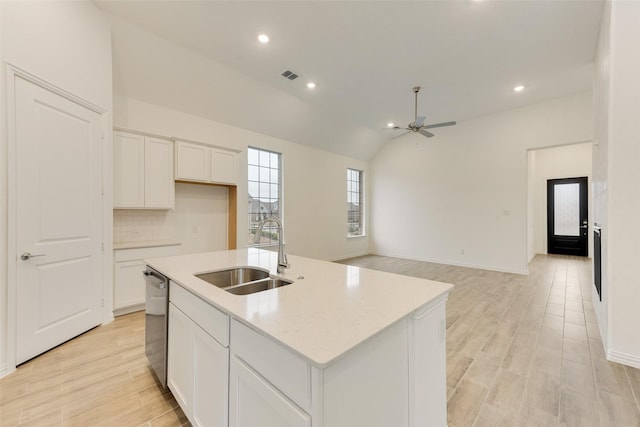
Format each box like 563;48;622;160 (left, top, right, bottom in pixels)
167;303;193;412
113;244;180;315
229;355;311;427
166;286;448;427
113;259;147;311
168;284;229;427
194;325;229;427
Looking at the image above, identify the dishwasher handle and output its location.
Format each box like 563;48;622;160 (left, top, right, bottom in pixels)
144;269;168;289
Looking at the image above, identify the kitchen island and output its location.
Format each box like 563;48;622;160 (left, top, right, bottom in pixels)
146;248;453;427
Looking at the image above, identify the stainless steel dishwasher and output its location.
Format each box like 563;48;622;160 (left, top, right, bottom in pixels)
144;267;169;387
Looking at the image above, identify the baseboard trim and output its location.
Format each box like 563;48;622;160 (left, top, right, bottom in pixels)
372;251;529;275
326;250;370;262
607;348;640;369
113;303;145;317
0;363;15;380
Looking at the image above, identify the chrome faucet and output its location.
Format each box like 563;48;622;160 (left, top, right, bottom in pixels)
255;216;289;274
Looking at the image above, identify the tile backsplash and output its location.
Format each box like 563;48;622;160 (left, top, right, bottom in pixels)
113;210;174;243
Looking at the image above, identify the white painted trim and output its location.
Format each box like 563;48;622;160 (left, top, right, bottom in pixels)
325;250;370;262
102;110;114;326
0;364;15;380
7;64;106;114
6;63;19;373
606;348;640;370
373;251;530;275
4;63;111;372
113;304;145;317
114;126;242;154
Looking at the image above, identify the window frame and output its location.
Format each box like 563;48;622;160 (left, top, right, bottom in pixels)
247;147;283;247
347;168;365;238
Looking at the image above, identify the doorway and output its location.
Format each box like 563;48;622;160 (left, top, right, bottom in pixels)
10;71;106;365
547;177;588;256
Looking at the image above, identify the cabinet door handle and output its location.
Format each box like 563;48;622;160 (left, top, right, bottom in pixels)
21;252;46;261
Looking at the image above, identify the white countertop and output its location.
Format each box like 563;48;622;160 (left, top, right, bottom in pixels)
145;248;453;367
114;240;181;250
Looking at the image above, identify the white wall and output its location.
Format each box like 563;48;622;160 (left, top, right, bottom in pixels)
592;0;611;355
170;183;229;254
114;95;370;261
597;0;640;368
530;143;593;256
0;1;113;376
371;92;593;274
105;11;386;161
527;151;536;261
113;184;229;254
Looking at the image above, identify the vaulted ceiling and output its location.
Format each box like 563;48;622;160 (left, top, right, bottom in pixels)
95;0;603;160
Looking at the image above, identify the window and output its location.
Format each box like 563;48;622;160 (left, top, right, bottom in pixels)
347;168;364;237
248;147;282;246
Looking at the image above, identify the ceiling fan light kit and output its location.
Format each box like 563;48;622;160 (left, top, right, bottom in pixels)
391;86;456;138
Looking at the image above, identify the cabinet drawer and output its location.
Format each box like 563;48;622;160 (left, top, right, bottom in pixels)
231;319;310;410
170;282;229;347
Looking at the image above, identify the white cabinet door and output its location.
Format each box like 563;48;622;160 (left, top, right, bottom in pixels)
168;303;194;414
229;356;311;427
169;302;229;427
210;149;237;185
113;259;146;310
145;137;174;208
175;141;210;182
114;131;145;208
193;325;229;427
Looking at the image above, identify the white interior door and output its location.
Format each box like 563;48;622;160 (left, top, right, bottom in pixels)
15;76;104;364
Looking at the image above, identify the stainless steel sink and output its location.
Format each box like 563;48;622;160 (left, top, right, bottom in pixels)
225;278;294;295
195;267;293;295
195;267;269;288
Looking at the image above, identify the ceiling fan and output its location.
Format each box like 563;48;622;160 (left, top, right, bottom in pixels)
391;86;456;138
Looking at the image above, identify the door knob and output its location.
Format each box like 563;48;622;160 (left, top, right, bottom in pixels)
21;252;46;261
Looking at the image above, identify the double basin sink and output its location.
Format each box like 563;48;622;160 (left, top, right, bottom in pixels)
195;267;293;295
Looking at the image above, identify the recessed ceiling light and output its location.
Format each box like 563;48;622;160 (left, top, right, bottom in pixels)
387;122;395;128
306;82;316;89
514;85;525;92
258;34;269;44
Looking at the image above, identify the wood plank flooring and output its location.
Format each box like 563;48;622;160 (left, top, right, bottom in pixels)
1;254;638;426
338;254;640;427
0;312;189;426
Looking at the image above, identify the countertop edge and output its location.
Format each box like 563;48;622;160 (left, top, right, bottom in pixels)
114;240;182;250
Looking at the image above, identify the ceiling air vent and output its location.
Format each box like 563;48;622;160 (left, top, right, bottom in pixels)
281;70;299;81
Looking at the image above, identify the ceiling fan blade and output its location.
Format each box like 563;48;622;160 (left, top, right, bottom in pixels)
418;130;435;138
391;130;412;140
423;121;456;130
413;116;426;127
393;126;410;130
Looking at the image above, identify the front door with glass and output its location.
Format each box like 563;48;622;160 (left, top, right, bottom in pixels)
547;177;588;256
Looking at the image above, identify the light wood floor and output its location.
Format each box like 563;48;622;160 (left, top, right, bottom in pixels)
0;312;189;426
1;254;639;426
338;254;640;427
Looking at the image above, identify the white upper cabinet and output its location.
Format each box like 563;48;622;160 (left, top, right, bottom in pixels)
145;137;175;208
175;141;210;182
114;131;174;209
175;141;238;185
114;132;145;207
210;148;237;185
